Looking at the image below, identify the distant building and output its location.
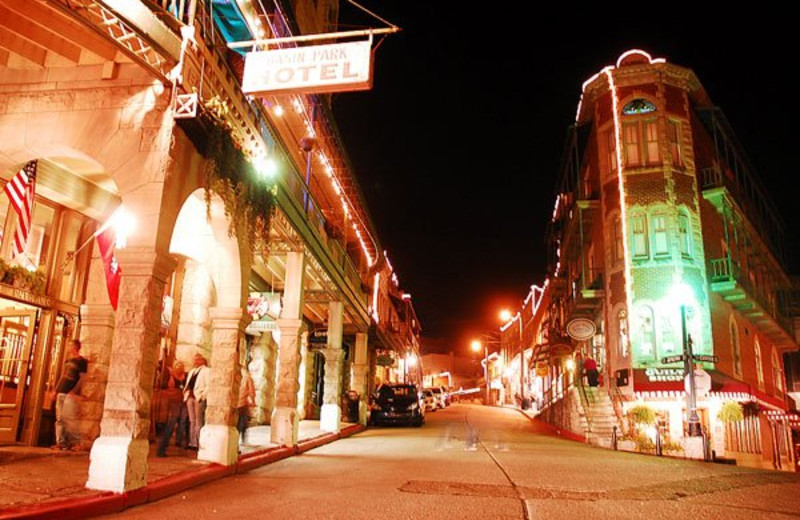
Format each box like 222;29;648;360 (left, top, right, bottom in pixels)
421;350;481;392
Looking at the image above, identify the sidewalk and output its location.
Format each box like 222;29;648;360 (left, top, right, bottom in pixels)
0;421;364;520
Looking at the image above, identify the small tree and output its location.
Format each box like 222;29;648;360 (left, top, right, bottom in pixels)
628;404;656;426
718;400;744;423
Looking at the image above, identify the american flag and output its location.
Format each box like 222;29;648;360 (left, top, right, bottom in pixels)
3;160;38;257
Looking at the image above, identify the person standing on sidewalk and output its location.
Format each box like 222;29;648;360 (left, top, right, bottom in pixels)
53;339;88;451
156;360;187;457
184;353;209;451
237;365;255;446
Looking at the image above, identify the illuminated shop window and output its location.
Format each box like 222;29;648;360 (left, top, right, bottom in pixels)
631;214;649;258
730;319;742;378
652;212;669;256
668;120;683;167
622;98;657;115
678;211;691;258
754;338;764;390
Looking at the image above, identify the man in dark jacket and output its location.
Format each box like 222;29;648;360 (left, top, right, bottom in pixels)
53;339;88;450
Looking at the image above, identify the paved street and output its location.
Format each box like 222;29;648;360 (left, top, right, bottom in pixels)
93;404;800;519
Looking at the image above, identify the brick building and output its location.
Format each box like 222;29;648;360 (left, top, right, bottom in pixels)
507;50;799;470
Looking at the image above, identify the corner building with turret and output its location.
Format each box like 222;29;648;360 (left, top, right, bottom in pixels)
520;50;799;470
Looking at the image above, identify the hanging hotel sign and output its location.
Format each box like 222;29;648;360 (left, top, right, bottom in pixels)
242;40;373;96
566;318;596;340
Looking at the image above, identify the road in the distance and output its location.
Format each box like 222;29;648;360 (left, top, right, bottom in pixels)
100;404;800;519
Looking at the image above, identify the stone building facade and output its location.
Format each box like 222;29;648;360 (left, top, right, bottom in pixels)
0;0;420;492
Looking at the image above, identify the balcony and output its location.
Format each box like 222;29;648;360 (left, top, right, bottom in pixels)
565;268;604;321
708;257;795;348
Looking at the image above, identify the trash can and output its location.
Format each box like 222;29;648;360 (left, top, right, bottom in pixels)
343;390;360;423
521;397;532;410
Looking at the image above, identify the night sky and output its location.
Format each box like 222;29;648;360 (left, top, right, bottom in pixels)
330;4;797;354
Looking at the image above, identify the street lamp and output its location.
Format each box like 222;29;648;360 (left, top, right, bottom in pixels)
670;282;702;437
471;340;489;405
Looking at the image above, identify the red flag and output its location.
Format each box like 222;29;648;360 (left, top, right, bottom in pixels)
96;226;121;310
3;160;38;257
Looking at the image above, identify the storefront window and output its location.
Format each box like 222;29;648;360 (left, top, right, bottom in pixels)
0;196;9;251
14;202;55;271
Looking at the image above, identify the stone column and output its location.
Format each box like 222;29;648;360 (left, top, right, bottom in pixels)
174;260;214;364
198;307;250;465
76;304;116;448
320;301;344;433
270;252;305;446
86;249;175;493
350;332;369;425
248;332;276;424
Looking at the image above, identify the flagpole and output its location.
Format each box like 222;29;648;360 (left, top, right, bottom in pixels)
58;222;111;272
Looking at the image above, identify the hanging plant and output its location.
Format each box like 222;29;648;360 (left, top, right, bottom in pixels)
741;400;761;418
199;95;277;259
628;404;656;425
717;400;744;423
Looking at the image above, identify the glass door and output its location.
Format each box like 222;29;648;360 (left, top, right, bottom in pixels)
0;310;37;443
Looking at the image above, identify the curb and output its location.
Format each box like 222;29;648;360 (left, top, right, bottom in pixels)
515;408;588;444
0;424;365;520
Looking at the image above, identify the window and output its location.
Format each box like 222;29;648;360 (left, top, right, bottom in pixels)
612;216;624;265
631;214;648;258
644;120;660;164
668;120;683;167
603;128;617;176
772;348;784;394
623;122;641;166
731;320;742;378
754;338;764;390
653;213;669;256
635;305;656;359
618;309;629;359
678;212;691;257
623;99;657;115
660;314;677;355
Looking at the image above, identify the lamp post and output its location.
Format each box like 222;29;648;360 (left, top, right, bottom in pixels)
670;282;702;437
471;340;489;405
679;304;702;437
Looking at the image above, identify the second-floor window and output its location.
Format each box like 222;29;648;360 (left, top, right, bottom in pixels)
678;211;692;258
772;348;784;395
623;122;641;166
612;216;624;266
631;214;648;258
731;319;743;378
618;309;629;359
668;120;683;167
653;213;669;256
754;338;764;390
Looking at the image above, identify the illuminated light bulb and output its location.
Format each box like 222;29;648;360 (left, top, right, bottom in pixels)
273;104;284;117
253;155;278;179
565;358;575;372
106;206;136;249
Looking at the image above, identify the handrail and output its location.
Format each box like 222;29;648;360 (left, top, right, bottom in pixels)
575;375;592;433
609;380;629;437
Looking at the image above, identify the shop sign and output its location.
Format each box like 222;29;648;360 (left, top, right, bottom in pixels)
308;328;328;344
376;354;394;367
644;367;683;382
0;283;52;308
535;362;549;377
242;40;373;96
566;318;596;340
685;367;712;397
245;319;277;335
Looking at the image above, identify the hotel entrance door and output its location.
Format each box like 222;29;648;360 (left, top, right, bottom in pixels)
0;310;37;443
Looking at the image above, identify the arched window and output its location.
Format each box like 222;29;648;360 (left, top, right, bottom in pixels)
730;319;742;378
635;305;656;360
678;210;691;258
772;348;784;394
618;309;629;359
754;338;764;390
623;99;657;115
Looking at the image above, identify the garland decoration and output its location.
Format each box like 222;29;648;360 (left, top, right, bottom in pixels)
200;96;277;259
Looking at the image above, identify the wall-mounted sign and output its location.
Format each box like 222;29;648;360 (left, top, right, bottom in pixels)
308;328;328;344
535;362;549;377
644;367;683;382
566;318;596;340
242;40;373;96
550;343;573;356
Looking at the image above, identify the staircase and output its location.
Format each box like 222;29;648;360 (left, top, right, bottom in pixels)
578;387;618;449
